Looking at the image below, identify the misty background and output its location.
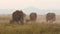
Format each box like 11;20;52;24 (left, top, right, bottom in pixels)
0;0;60;15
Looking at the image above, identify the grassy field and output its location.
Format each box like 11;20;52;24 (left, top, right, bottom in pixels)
0;15;60;34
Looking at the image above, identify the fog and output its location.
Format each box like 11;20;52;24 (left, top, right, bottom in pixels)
0;0;60;15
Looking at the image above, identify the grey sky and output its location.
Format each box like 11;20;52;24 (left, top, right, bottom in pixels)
0;0;60;15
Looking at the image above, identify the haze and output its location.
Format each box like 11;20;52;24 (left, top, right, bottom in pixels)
0;0;60;15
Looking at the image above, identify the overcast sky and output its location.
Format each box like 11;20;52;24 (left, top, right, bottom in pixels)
0;0;60;15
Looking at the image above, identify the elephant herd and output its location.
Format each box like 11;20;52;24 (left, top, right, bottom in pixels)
10;10;56;25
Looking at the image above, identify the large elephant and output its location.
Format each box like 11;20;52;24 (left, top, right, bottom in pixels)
46;13;56;23
30;12;37;21
10;10;25;25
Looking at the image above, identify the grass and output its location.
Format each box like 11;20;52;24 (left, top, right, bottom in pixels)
0;23;60;34
0;15;60;34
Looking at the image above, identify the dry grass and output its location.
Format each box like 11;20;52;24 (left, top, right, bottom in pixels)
0;15;60;34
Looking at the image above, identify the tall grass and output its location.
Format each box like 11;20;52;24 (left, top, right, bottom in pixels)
0;23;60;34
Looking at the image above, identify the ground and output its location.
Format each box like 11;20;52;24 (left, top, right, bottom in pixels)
0;15;60;34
